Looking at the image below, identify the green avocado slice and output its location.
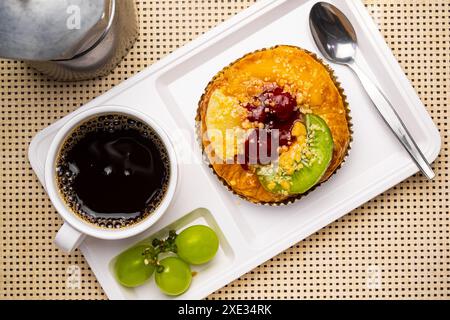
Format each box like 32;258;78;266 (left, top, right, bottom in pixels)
257;114;334;195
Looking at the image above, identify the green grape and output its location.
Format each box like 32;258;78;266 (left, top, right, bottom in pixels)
114;245;155;288
155;257;192;296
175;225;219;265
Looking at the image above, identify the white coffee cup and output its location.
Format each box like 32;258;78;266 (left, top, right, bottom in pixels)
45;105;178;253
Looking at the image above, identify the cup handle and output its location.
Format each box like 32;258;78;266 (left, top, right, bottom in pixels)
54;222;86;253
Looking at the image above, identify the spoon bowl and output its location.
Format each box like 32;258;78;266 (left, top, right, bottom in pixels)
310;2;357;64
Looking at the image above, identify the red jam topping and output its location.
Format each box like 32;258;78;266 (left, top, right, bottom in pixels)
242;87;301;166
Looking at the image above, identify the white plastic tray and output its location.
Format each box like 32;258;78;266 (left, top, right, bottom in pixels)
28;0;441;300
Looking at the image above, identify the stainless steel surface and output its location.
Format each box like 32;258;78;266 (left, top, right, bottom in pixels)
0;0;138;81
309;2;435;180
0;0;110;61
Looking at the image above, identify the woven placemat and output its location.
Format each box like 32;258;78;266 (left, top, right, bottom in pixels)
0;0;448;300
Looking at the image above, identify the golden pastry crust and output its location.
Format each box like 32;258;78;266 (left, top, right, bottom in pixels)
197;45;351;204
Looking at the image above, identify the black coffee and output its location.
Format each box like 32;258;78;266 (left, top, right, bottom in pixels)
56;114;171;229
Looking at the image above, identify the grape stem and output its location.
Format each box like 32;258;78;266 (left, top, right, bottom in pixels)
143;230;178;273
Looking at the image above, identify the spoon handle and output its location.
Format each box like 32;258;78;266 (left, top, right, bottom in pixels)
348;62;435;180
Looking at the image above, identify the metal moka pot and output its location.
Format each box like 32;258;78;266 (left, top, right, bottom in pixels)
0;0;138;81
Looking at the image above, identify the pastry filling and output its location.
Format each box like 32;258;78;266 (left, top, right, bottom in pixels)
257;113;334;196
205;85;335;196
242;86;302;166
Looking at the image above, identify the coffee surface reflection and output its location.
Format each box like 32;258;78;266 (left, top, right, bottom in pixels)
56;114;170;229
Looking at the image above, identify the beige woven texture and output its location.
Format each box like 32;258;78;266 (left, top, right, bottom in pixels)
0;0;448;299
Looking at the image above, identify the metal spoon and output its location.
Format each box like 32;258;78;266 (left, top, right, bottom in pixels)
309;2;435;180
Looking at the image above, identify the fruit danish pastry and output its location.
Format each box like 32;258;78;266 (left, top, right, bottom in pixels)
197;45;351;204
